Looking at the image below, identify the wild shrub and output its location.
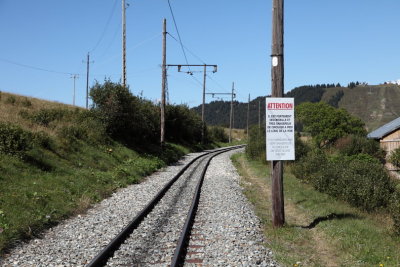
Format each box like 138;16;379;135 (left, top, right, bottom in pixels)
21;98;32;107
29;108;68;127
296;102;366;147
390;190;400;235
32;131;53;150
90;80;159;147
208;126;228;143
246;125;266;162
389;148;400;168
165;104;202;144
295;134;310;161
291;149;327;183
335;159;394;211
294;151;394;212
335;135;385;162
5;96;16;105
0;122;32;156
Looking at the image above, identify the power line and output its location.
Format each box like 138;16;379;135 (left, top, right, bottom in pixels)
0;58;73;76
91;0;119;53
167;33;206;64
166;0;191;73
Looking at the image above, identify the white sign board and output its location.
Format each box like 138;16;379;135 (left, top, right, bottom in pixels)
266;98;295;161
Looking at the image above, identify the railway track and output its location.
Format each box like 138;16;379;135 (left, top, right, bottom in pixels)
87;145;245;267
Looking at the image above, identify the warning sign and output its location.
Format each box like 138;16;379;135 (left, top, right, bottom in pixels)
266;98;295;161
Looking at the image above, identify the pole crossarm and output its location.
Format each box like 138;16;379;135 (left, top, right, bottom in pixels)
167;64;217;74
205;92;236;98
168;64;217;143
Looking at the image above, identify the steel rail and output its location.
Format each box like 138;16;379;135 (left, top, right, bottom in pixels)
170;145;245;267
86;145;243;267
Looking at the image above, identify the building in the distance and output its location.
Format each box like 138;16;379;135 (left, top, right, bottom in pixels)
367;117;400;156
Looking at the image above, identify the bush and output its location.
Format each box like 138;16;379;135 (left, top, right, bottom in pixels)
336;159;393;211
27;108;67;127
296;102;366;147
32;131;53;150
208;126;228;143
291;149;327;183
390;190;400;235
292;151;394;211
165;104;203;144
295;134;310;161
5;96;16;105
335;135;385;162
90;80;159;147
0;122;32;156
246;125;265;162
21;98;32;107
389;148;400;168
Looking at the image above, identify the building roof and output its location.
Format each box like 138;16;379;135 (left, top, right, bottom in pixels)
367;117;400;139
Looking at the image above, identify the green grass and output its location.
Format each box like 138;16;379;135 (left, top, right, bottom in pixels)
0;140;182;253
232;154;400;267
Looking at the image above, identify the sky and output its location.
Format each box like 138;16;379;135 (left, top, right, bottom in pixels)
1;0;400;108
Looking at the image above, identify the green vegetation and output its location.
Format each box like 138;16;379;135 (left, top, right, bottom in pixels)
296;102;366;147
192;83;400;133
232;154;400;267
245;98;400;266
0;81;225;254
389;148;400;168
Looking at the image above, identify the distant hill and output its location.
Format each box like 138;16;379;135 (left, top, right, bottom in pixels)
192;84;400;132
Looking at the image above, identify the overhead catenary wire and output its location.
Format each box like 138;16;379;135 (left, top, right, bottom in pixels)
166;0;191;73
90;0;119;53
0;57;74;76
167;33;206;65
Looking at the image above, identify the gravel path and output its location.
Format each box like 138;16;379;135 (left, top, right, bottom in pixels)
186;149;279;267
0;148;279;267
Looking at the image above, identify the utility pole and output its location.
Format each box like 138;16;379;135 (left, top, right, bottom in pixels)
229;82;234;143
122;0;127;87
167;64;217;143
247;93;250;140
258;100;261;134
206;91;236;136
83;53;94;109
271;0;285;227
202;64;207;141
161;18;167;146
70;74;79;106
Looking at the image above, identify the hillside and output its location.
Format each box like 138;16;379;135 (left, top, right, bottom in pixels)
322;84;400;131
193;84;400;132
0;85;221;254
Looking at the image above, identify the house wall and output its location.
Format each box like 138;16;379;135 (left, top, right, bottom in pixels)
380;129;400;155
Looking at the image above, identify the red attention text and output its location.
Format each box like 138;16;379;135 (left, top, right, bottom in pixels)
267;102;293;110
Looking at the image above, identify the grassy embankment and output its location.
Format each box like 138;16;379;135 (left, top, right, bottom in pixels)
232;153;400;267
0;91;215;254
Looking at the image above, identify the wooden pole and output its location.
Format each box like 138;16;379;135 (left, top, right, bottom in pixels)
161;19;167;146
122;0;127;87
229;82;234;143
86;53;90;109
247;93;250;140
202;64;206;143
271;0;285;227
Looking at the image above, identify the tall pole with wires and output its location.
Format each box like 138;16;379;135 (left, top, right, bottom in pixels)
271;0;285;227
70;74;79;106
229;82;234;143
122;0;127;88
202;64;207;142
161;18;167;146
247;93;250;140
84;53;92;109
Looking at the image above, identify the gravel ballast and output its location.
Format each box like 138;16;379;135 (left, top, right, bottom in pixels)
0;148;279;266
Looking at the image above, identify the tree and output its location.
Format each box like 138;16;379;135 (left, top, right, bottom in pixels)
296;102;366;147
